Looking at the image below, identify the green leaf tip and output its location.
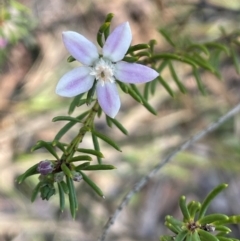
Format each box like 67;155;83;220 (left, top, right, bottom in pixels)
67;55;76;62
179;195;191;221
198;183;228;220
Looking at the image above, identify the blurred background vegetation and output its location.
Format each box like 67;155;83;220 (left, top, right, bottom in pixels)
1;0;240;240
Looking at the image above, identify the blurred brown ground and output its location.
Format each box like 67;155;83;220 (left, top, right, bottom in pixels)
1;0;240;240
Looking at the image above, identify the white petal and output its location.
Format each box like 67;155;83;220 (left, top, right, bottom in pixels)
115;61;159;83
102;22;132;62
62;31;99;65
56;67;95;97
96;82;121;118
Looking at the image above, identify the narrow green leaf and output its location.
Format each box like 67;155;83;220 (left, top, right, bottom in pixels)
193;68;207;95
86;80;97;105
215;226;231;233
76;99;88;107
122;56;139;62
108;117;128;135
160;235;173;241
188;201;201;219
198;229;219;241
39;141;59;159
151;53;198;68
186;233;193;241
92;129;122;152
209;49;222;70
117;81;129;93
204;42;230;55
79;171;104;198
157;75;175;97
59;181;69;194
104;12;114;23
97;106;102;117
198;184;228;219
52;116;83;123
168;61;187;94
53;111;89;141
192;231;201;241
187;201;194;211
31;182;41;202
61;163;72;178
17;163;39;184
142;98;157;115
230;45;240;74
216;237;233;241
54;121;77;142
127;87;143;103
52;141;66;153
104;23;111;40
216;232;231;237
179;196;191;221
165;215;184;227
175;230;188;241
149;39;157;54
103;13;114;39
67;55;76;62
57;182;65;212
135;51;151;58
144;82;150;100
199;214;229;225
81;164;116;171
159;28;176;47
231;238;240;241
130;84;157;115
76;148;104;158
91;133;102;164
164;221;181;234
68;93;85;115
150;78;158;95
191;53;216;73
97;22;110;47
157;59;169;73
228;215;240;224
66;176;77;218
31;141;59;159
75;162;91;171
188;44;210;56
106;116;113;128
68;155;92;162
127;44;150;54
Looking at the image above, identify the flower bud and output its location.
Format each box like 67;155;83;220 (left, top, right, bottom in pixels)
37;160;54;175
40;183;56;200
54;172;64;182
72;171;82;182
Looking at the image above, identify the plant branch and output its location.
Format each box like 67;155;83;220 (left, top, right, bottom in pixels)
98;102;240;241
62;101;99;162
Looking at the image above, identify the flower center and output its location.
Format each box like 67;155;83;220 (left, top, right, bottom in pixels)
90;58;115;86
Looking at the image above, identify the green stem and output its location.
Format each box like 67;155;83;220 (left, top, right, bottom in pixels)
61;101;100;163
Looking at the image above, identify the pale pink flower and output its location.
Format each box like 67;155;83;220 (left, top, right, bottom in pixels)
56;22;159;118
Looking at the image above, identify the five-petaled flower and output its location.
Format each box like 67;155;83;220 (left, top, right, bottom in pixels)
56;22;159;118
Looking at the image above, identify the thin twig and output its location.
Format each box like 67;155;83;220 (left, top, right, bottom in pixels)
98;102;240;241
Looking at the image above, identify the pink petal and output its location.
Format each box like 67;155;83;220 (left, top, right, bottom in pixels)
96;82;120;118
102;22;132;62
62;31;99;66
56;67;95;97
115;61;159;83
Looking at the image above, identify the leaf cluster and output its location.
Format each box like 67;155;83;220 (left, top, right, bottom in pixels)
161;184;240;241
142;28;240;98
